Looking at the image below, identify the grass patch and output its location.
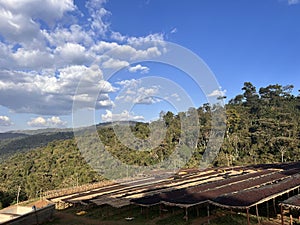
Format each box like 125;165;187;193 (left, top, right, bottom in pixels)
156;212;190;225
209;213;259;225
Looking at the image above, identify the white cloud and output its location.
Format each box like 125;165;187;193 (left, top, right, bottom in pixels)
207;89;227;97
170;28;178;34
101;110;144;122
127;33;164;47
102;58;129;69
27;116;67;127
0;115;13;126
103;44;163;61
115;79;161;105
128;64;149;74
48;116;68;127
0;0;75;46
55;43;91;65
42;25;94;47
116;79;140;87
98;100;113;107
0;0;167;122
110;31;127;42
288;0;300;4
0;65;117;115
85;0;111;37
12;48;53;69
171;93;181;101
27;116;47;127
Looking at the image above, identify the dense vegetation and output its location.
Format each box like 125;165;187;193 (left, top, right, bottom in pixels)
0;82;299;208
0;139;100;208
0;132;74;162
219;82;300;166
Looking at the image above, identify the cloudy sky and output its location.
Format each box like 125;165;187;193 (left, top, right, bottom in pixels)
0;0;299;132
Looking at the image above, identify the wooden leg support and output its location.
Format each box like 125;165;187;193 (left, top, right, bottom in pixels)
256;204;260;225
207;205;210;224
281;205;284;225
247;208;250;225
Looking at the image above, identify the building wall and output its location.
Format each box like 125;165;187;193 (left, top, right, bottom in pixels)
0;204;55;225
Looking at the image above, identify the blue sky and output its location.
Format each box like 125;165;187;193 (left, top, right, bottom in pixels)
0;0;299;132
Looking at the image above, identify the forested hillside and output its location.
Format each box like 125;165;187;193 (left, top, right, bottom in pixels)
0;82;299;208
0;139;101;208
218;82;300;166
0;132;74;161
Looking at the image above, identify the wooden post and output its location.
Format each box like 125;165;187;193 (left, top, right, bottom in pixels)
185;207;189;221
266;201;269;219
196;206;199;217
256;204;260;225
146;207;149;219
273;198;277;215
247;208;250;225
289;209;293;225
159;204;162;217
281;205;284;225
207;205;210;224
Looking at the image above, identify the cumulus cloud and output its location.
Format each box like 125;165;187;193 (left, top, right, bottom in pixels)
207;89;227;98
0;0;166;123
42;25;94;47
102;58;129;69
127;33;165;47
85;0;111;37
55;43;91;65
128;64;149;74
101;110;144;122
102;44;163;61
0;0;75;46
0;65;117;115
0;115;13;126
27;116;67;127
116;79;140;87
115;79;161;105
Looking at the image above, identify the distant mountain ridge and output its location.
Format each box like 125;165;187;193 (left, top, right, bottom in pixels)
5;120;139;135
0;132;29;140
0;120;140;161
0;131;74;161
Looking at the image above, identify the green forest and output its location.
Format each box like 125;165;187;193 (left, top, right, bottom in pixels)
0;82;299;208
